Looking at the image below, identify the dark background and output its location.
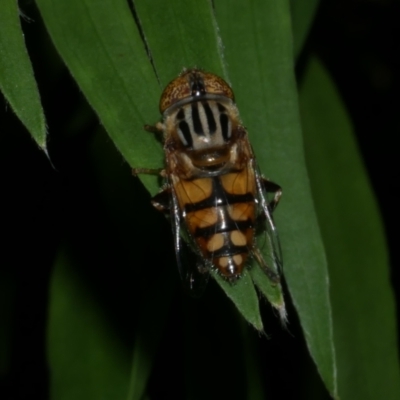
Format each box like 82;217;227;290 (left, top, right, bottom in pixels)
1;0;398;399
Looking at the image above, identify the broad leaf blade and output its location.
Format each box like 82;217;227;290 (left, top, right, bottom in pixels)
300;56;400;400
0;1;47;149
215;0;336;396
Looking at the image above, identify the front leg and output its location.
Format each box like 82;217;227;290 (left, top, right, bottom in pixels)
132;167;167;178
132;122;166;177
144;122;164;135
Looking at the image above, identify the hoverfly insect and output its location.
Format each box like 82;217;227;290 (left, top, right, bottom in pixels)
134;69;283;294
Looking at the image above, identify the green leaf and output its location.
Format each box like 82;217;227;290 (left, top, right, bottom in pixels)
300;56;400;400
0;0;47;149
215;0;336;396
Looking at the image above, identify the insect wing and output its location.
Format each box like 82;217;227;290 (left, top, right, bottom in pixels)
253;166;283;276
170;188;209;297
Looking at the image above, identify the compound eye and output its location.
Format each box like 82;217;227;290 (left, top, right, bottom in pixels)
159;69;235;113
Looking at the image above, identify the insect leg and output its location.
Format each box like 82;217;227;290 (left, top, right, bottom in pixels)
261;178;282;211
144;122;164;135
255;178;281;225
252;247;280;284
132;122;166;177
132;167;167;177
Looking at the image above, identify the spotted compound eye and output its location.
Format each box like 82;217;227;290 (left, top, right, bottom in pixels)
159;69;235;113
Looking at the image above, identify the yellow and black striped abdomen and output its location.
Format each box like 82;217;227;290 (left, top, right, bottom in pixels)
173;166;256;279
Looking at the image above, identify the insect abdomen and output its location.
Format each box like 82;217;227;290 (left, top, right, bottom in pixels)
173;168;256;279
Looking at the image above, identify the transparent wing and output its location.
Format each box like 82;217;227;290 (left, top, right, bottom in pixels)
170;188;210;297
252;165;283;280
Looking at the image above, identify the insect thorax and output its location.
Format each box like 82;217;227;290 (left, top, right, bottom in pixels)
165;96;239;152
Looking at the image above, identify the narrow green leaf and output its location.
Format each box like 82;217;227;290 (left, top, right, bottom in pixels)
290;0;320;58
48;246;131;400
0;0;47;149
300;56;400;400
215;0;336;396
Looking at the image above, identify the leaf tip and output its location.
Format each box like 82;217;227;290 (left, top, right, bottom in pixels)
41;144;57;171
275;301;288;328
